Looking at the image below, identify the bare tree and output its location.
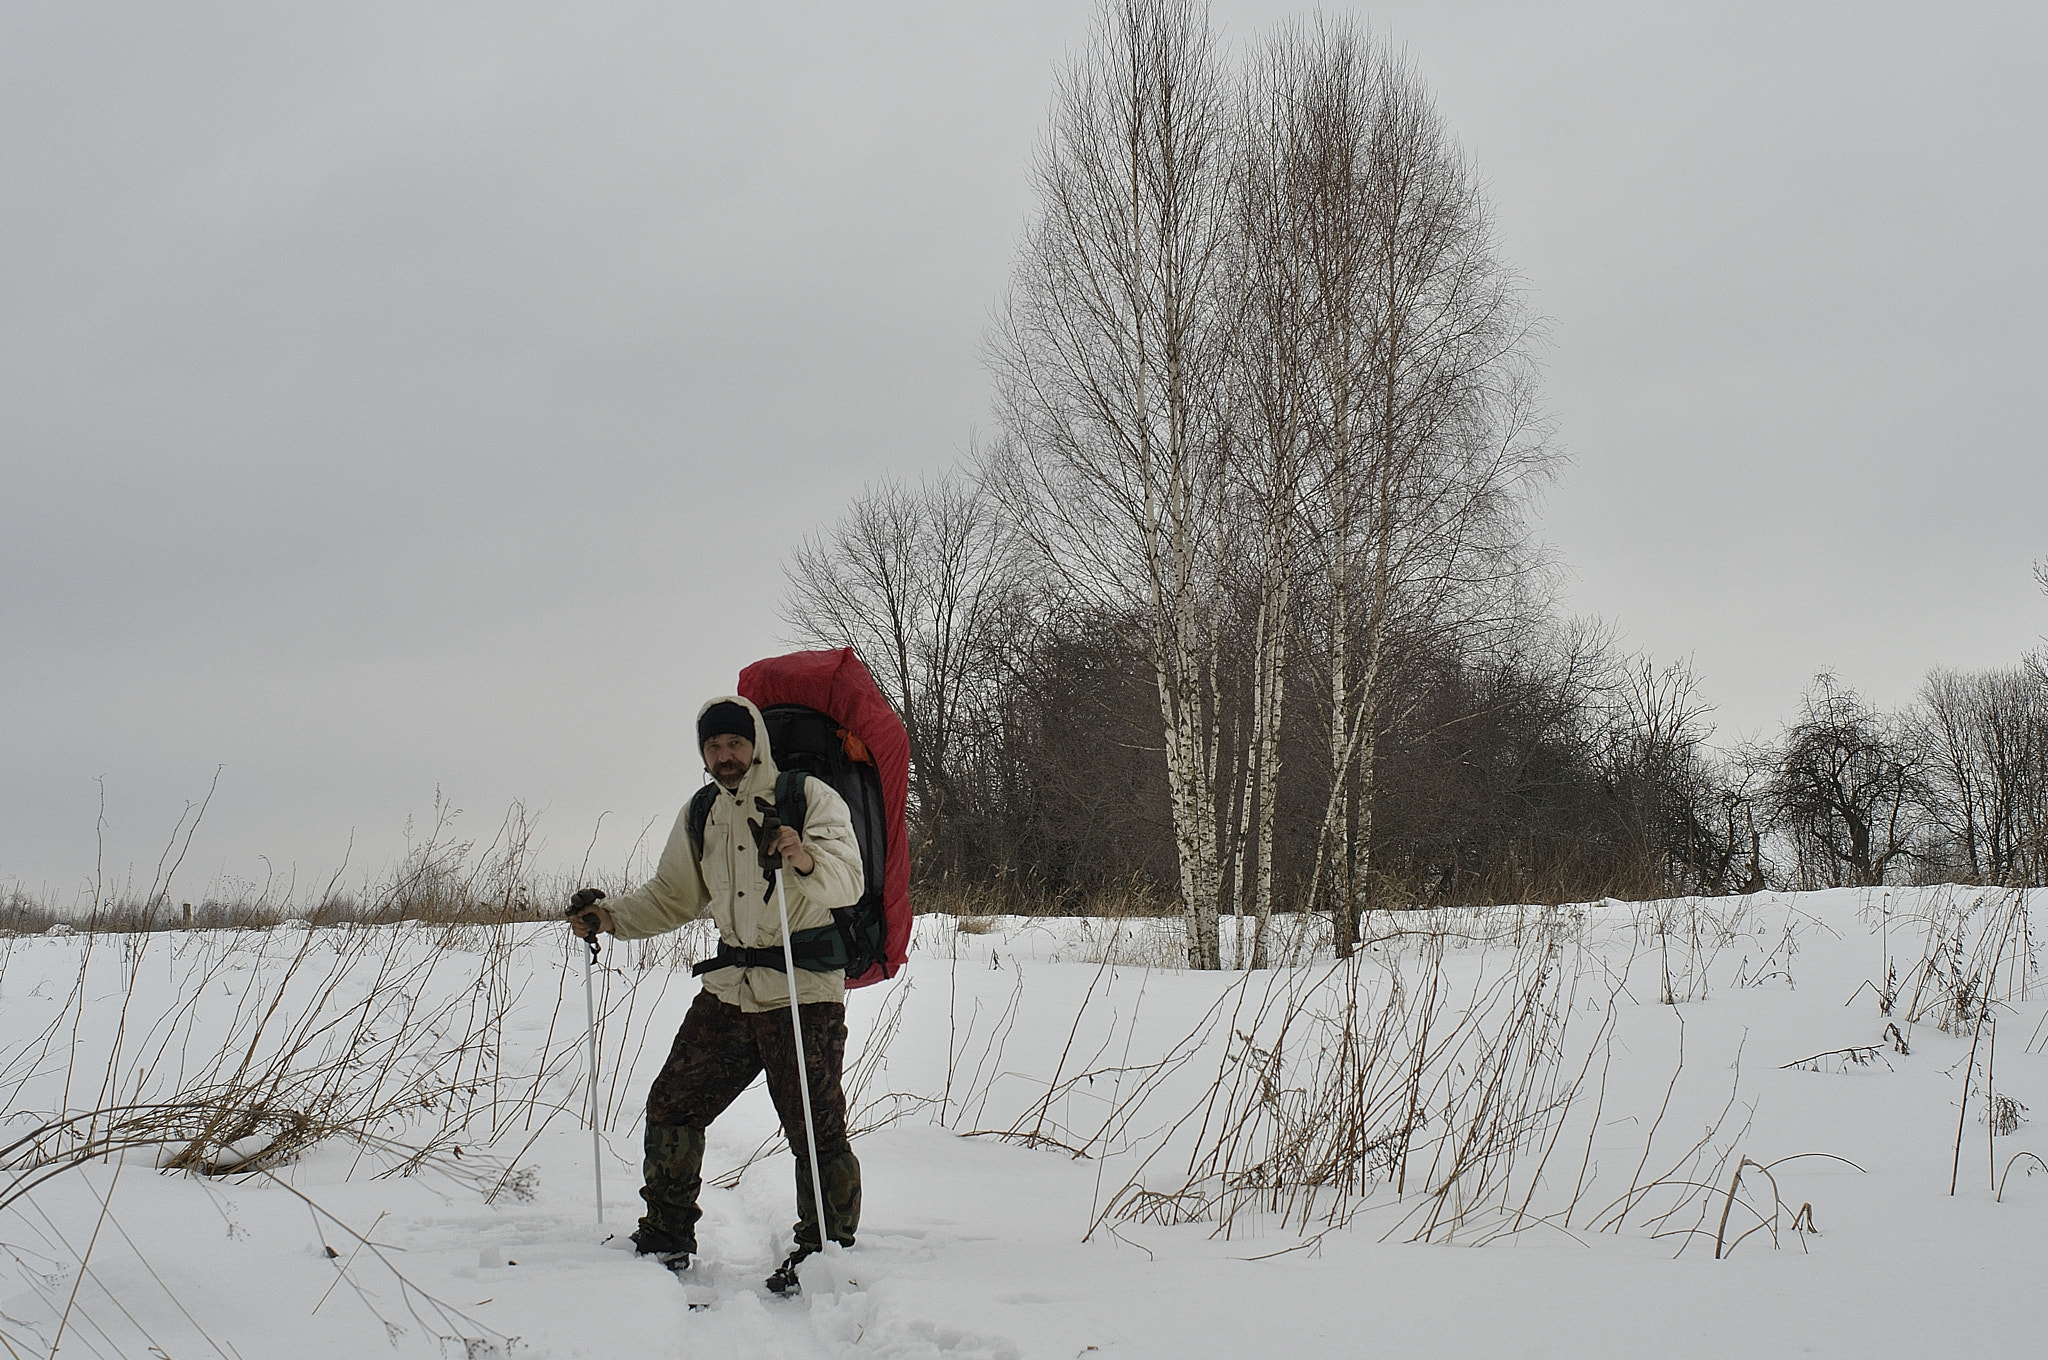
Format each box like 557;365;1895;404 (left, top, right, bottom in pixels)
1916;661;2048;886
992;0;1236;967
782;471;1020;863
1591;655;1766;895
1768;673;1929;888
788;7;1582;933
1267;26;1552;952
1220;23;1332;966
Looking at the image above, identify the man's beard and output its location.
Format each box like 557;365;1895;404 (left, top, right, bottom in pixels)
713;758;748;785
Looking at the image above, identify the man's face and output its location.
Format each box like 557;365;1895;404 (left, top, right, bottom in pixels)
703;733;754;788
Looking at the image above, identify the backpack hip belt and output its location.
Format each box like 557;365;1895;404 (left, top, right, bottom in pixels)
690;917;856;977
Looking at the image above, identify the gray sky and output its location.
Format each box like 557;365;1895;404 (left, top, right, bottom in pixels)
4;2;2043;903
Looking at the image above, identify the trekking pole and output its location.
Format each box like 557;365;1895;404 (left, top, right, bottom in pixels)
582;932;604;1224
566;891;608;1224
773;866;830;1257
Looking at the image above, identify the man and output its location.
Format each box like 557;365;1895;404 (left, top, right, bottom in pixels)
568;695;865;1294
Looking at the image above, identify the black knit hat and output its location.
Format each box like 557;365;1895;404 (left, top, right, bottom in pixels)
697;700;756;748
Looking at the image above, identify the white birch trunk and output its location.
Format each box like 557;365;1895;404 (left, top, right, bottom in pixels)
1250;564;1289;969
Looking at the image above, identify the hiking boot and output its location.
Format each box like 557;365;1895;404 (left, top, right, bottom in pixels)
764;1246;812;1295
630;1223;692;1265
651;1250;692;1274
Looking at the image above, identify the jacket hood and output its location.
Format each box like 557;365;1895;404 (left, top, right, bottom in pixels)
697;693;777;785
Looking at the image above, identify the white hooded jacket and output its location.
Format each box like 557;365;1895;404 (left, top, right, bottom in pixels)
603;695;865;1012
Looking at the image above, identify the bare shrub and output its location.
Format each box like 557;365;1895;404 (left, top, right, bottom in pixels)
1899;888;2034;1034
936;918;1609;1244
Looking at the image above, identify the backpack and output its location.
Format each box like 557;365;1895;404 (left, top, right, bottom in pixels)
686;650;911;988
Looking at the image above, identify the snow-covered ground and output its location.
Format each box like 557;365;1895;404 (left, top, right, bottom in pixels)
2;888;2043;1359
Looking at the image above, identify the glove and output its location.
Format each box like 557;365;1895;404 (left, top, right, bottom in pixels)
565;887;609;941
750;797;784;875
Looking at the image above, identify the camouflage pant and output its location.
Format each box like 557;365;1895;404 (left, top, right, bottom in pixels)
640;989;859;1252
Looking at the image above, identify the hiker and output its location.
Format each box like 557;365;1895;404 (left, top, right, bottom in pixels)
566;695;865;1294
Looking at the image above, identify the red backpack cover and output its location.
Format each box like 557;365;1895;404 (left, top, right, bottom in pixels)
738;648;912;987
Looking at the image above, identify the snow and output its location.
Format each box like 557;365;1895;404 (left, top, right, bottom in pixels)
1;889;2043;1358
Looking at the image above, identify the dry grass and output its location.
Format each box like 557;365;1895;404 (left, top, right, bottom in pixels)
913;895;1917;1259
911;904;1610;1246
1085;924;1605;1245
8;826;2031;1354
1;796;617;939
0;899;718;1356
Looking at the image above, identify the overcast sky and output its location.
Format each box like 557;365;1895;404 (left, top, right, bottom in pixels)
4;2;2043;904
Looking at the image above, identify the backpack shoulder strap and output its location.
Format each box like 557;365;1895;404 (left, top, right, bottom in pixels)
685;783;720;860
774;770;809;837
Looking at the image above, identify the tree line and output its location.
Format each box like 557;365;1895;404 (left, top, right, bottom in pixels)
780;0;2048;966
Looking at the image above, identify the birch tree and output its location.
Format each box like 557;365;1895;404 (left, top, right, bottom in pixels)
992;0;1235;968
1281;30;1552;953
1221;24;1333;967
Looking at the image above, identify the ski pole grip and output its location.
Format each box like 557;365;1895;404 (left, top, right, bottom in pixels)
566;887;607;964
750;797;784;874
